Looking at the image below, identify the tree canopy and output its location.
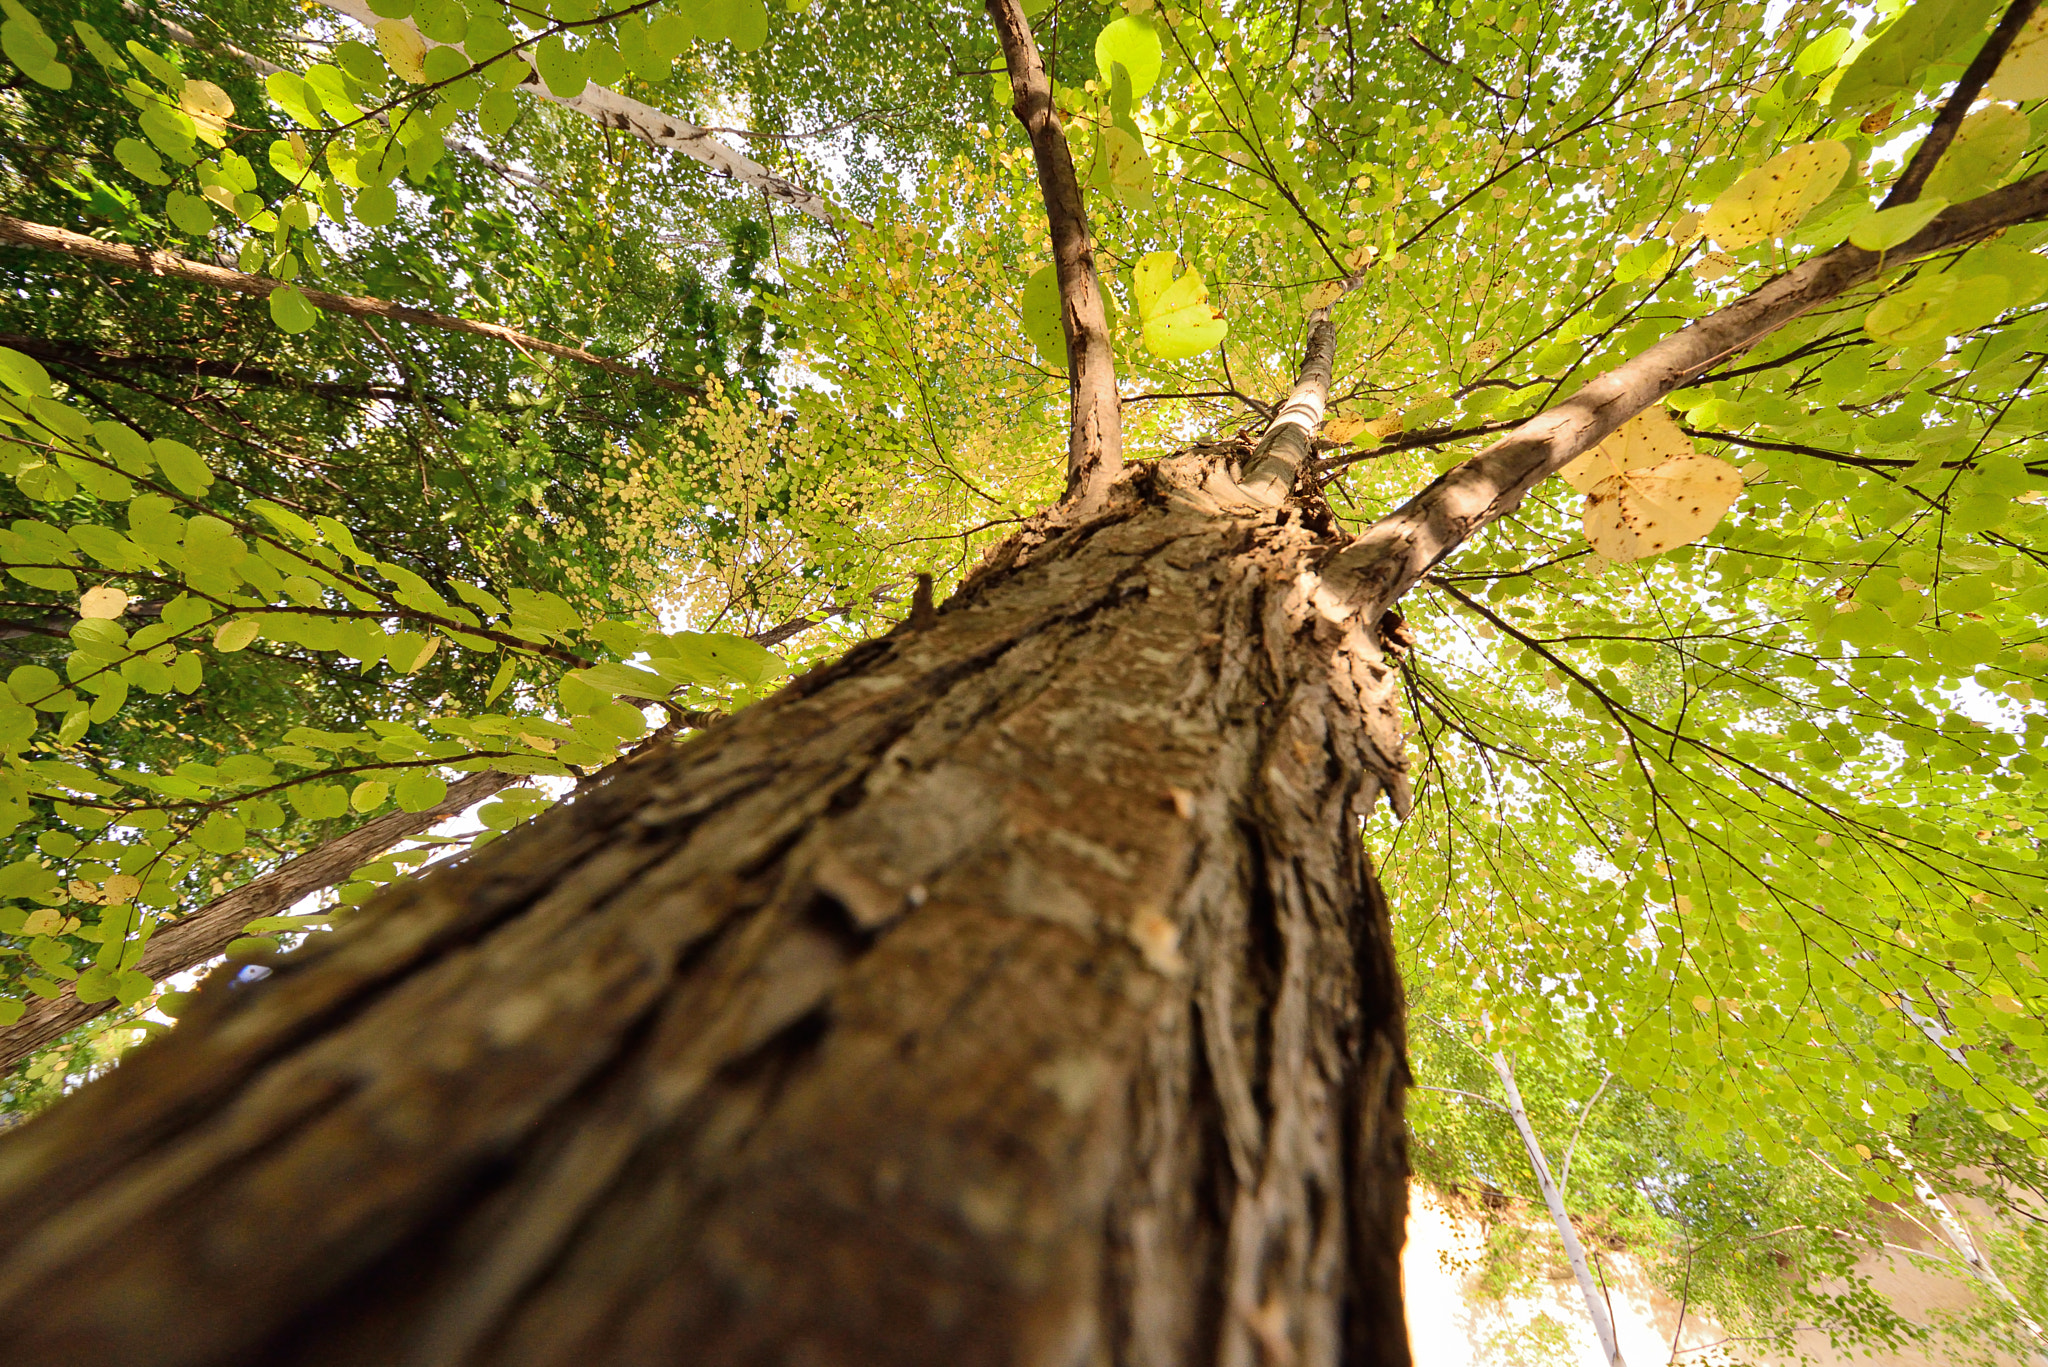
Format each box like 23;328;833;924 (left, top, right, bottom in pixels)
2;0;2045;1352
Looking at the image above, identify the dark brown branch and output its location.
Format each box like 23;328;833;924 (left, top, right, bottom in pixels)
0;216;695;395
1327;167;2048;621
985;0;1122;510
1884;0;2042;209
1239;312;1337;503
0;769;516;1074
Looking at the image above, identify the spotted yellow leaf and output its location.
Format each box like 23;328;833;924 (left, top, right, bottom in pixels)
1703;141;1850;251
1559;406;1694;493
1583;455;1745;562
180;79;234;145
1987;8;2048;102
376;19;429;83
1322;413;1368;444
1131;252;1227;361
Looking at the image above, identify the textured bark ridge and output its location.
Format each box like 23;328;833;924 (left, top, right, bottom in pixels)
0;452;1413;1367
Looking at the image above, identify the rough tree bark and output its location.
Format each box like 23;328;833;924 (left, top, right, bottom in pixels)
0;447;1415;1367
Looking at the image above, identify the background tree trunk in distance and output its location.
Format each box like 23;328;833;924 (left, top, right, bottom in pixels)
0;448;1413;1367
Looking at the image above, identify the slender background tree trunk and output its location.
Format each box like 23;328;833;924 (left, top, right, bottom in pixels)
0;450;1413;1367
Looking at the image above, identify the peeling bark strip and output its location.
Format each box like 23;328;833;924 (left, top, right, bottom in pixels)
0;454;1411;1367
315;0;841;225
987;0;1124;510
1326;168;2048;622
0;216;693;393
0;770;515;1075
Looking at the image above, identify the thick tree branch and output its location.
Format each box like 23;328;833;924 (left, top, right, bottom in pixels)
986;0;1123;510
0;770;515;1073
1884;0;2041;209
315;0;841;224
1327;168;2048;621
1239;310;1337;504
0;215;694;393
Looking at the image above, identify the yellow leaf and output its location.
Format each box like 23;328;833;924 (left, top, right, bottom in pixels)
180;79;234;145
1986;9;2048;102
1322;413;1368;444
1302;281;1342;311
1559;407;1693;493
214;617;260;652
104;873;141;903
1582;454;1744;562
1693;251;1737;281
78;586;129;619
401;635;443;673
1130;252;1227;361
376;19;429;84
1703;141;1850;250
21;909;80;936
1102;126;1152;207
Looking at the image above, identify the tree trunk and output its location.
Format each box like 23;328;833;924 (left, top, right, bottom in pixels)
0;450;1414;1367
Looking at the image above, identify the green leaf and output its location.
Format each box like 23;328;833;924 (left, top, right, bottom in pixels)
0;702;35;745
412;0;466;44
2;16;69;89
268;285;320;334
193;812;247;855
72;20;127;71
477;88;518;138
1848;198;1948;252
113;137;171;186
0;345;51;398
647;9;693;60
290;782;348;820
353;183;398;227
1094;15;1163;98
351;779;390;812
1922;106;2029;205
165;189;217;235
150;438;213;495
1021;263;1066;368
534;35;586;98
1131;252;1228;361
728;0;769;51
394;770;448;812
423;43;468;84
212;617;260;653
265;70;324;127
1832;0;2000;112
